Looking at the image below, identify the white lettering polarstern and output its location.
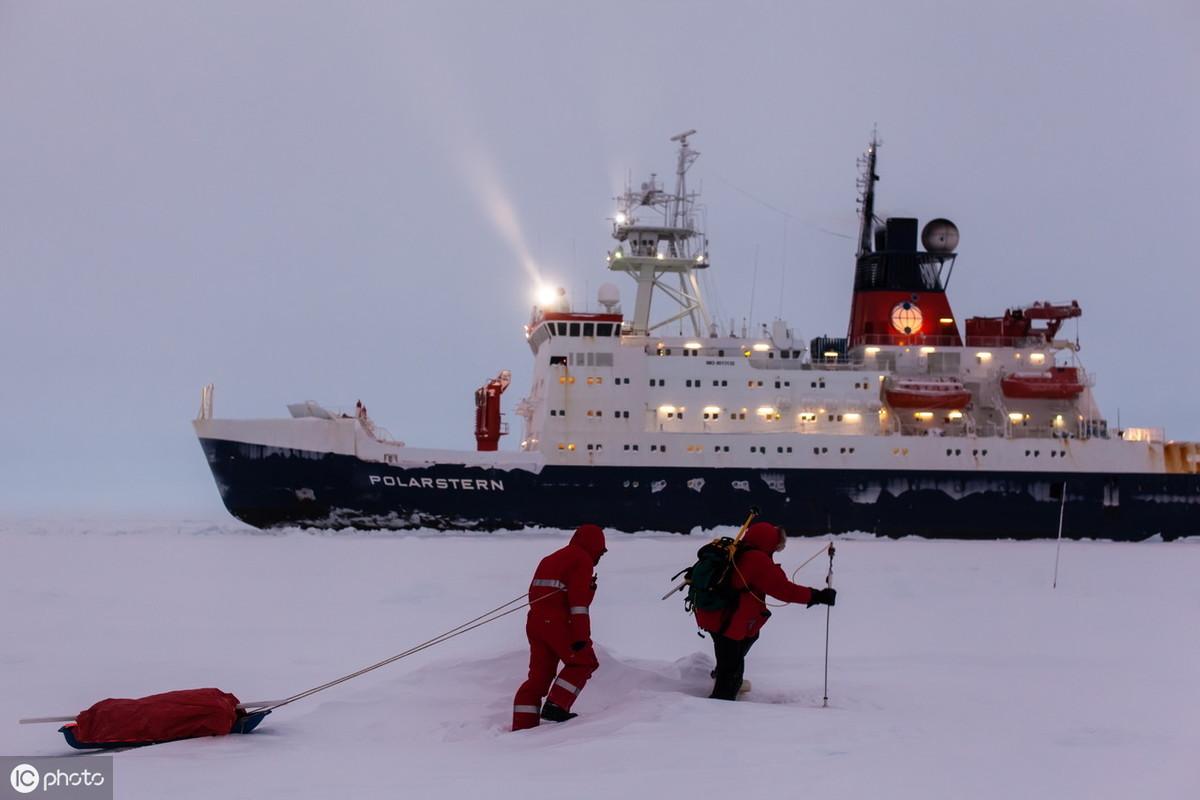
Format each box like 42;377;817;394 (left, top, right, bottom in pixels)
369;475;504;491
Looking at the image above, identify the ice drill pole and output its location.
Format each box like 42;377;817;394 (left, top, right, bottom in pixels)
1053;481;1067;589
822;541;835;708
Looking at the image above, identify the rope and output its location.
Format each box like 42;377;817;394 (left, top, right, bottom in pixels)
262;589;561;712
791;543;832;582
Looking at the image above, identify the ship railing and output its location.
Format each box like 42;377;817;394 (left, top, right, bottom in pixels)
358;418;406;447
1121;427;1164;444
852;334;1054;350
852;334;963;347
1005;422;1108;441
962;335;1054;349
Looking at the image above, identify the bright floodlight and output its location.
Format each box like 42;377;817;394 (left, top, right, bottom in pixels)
615;211;627;225
536;285;558;307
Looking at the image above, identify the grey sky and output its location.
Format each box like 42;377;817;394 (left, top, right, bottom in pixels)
2;1;1197;515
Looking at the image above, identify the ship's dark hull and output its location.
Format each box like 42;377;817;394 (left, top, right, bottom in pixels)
199;437;1200;541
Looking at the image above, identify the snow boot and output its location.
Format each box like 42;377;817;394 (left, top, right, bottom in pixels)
540;702;577;723
710;669;750;694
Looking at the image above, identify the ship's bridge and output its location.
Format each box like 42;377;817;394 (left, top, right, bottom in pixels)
525;310;623;354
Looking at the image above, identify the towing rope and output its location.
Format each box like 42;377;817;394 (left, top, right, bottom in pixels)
262;589;562;713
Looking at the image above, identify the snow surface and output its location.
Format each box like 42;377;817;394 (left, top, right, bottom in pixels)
2;520;1197;799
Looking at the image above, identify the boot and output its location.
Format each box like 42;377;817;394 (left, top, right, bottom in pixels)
710;669;749;695
540;701;578;723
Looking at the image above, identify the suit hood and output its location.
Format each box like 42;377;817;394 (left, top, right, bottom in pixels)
570;524;607;563
741;522;782;553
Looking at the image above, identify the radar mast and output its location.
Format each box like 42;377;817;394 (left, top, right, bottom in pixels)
608;130;712;337
856;130;881;258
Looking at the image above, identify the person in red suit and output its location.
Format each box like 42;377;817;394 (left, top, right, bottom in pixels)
694;521;836;700
512;524;607;730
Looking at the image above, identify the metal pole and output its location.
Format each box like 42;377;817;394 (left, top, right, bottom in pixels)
1053;481;1067;589
822;542;835;708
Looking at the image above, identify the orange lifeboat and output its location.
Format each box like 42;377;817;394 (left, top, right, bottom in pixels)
884;377;972;409
1000;367;1084;400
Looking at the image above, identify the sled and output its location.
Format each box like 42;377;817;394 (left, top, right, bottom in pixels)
59;708;271;750
21;688;274;750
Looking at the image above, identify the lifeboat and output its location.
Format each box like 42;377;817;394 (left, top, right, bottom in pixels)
884;377;972;409
1000;367;1084;400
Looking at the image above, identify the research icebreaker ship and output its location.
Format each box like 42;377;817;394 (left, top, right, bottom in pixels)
194;132;1200;538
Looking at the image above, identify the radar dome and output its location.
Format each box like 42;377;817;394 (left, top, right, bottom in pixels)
597;282;621;312
921;218;959;253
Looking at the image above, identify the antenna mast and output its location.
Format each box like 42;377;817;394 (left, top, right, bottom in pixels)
856;129;881;257
608;130;712;337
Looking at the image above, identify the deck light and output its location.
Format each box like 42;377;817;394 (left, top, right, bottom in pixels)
752;343;770;352
1008;412;1024;423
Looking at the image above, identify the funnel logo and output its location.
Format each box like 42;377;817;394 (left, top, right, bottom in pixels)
10;764;38;794
890;301;922;335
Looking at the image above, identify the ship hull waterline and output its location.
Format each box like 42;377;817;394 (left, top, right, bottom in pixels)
199;437;1200;541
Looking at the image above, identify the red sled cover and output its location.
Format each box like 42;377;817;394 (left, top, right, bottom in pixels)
72;688;240;745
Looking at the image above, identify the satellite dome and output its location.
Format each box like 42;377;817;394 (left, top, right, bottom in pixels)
597;283;621;312
921;218;960;253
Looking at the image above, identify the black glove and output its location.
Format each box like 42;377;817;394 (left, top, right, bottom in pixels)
570;640;588;652
807;588;836;608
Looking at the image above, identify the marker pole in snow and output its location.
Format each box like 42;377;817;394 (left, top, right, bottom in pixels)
822;541;835;708
1053;481;1068;589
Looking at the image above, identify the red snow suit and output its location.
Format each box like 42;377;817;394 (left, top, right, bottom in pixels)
694;522;815;641
512;524;606;731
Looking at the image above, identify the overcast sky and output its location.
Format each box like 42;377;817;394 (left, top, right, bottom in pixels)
2;1;1197;516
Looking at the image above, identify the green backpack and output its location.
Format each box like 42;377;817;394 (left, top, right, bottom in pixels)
675;537;742;613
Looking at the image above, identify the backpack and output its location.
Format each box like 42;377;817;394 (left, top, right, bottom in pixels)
673;537;743;613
